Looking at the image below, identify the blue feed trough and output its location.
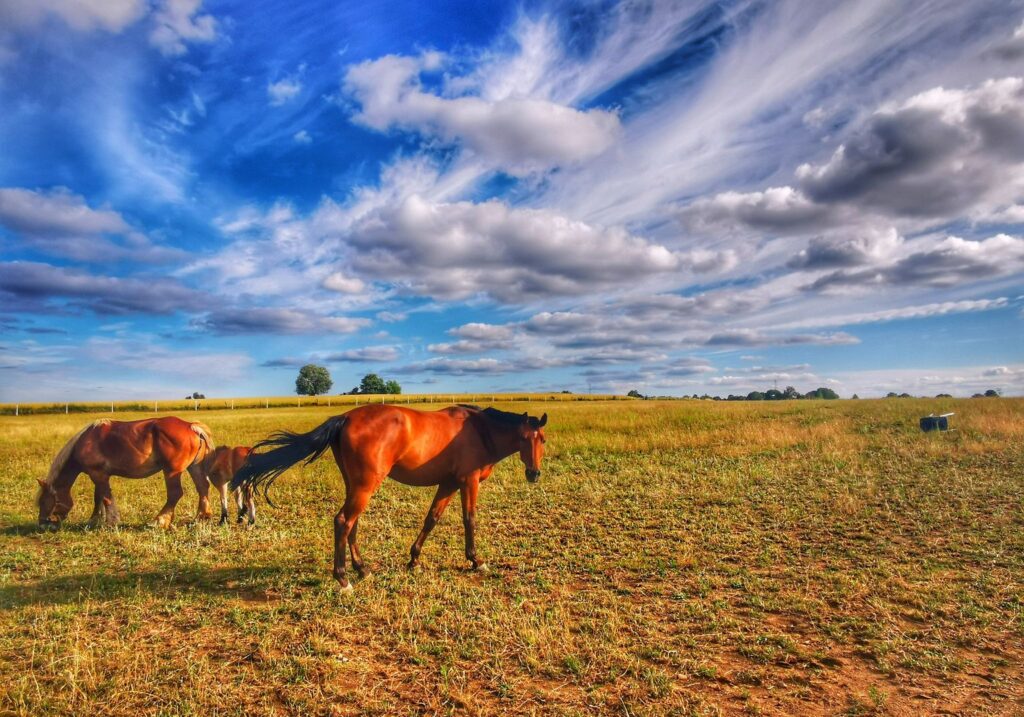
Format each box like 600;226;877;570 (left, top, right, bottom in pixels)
920;413;954;432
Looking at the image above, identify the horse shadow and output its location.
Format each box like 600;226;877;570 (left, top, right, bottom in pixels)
0;565;296;609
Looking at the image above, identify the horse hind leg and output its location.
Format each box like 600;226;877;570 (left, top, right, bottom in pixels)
236;485;256;526
217;481;230;525
333;486;375;591
348;518;367;578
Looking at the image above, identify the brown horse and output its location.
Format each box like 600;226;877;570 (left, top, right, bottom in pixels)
231;404;547;590
194;445;256;525
36;417;215;529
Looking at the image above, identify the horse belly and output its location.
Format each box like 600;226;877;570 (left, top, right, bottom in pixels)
388;461;450;487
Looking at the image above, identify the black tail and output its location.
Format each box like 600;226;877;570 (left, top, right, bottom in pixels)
231;415;346;507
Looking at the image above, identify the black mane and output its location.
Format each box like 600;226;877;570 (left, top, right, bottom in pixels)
459;404;542;429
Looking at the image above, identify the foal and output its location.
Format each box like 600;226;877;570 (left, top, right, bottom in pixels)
232;404;547;590
195;446;256;525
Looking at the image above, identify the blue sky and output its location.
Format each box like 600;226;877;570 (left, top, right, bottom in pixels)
1;0;1023;401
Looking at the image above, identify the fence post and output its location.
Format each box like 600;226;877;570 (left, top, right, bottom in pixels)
231;399;234;410
15;404;19;416
65;403;68;414
111;401;114;413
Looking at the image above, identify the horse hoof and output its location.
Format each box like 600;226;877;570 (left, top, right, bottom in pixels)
338;582;354;594
474;563;490;573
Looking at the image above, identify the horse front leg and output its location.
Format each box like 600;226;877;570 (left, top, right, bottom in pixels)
408;483;458;571
153;471;184;529
460;475;486;572
188;465;213;521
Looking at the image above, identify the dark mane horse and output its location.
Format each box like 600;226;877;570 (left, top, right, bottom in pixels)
231;404;547;590
37;417;215;529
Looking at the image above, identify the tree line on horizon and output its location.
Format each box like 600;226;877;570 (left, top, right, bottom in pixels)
295;365;401;396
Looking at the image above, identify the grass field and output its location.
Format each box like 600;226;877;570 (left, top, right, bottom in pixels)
1;398;1022;715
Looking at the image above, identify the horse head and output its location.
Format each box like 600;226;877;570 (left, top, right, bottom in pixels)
36;478;68;530
517;412;547;482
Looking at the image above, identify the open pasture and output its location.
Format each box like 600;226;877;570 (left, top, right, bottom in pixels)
0;398;1022;715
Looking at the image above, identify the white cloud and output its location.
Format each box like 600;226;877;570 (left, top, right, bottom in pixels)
0;187;129;235
777;297;1009;330
345;194;729;301
293;130;312;144
149;0;216;56
268;78;302;106
0;0;145;32
807;234;1024;292
796;78;1024;219
321;272;366;294
195;308;370;335
344;54;620;174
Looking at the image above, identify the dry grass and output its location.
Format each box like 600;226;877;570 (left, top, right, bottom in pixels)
1;398;1022;715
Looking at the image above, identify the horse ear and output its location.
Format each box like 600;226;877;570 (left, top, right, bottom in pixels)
36;478;47;488
539;413;547;427
522;412;528;423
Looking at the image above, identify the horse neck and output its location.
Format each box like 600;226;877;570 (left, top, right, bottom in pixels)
51;460;81;497
484;423;521;464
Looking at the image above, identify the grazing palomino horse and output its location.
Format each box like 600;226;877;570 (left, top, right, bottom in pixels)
232;404;547;590
36;417;215;529
194;445;256;526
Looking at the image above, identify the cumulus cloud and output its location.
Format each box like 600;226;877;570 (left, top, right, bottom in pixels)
796;78;1024;218
681;186;837;235
323;346;399;362
268;78;302;106
788;228;902;269
346;195;725;301
149;0;217;56
344;54;620;174
195;308;369;336
321;272;366;294
807;234;1024;292
0;0;145;32
0;187;183;263
0;261;207;315
0;187;129;236
703;329;859;347
293;130;312;144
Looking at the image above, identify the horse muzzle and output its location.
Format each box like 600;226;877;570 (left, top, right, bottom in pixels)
525;469;541;483
38;518;60;531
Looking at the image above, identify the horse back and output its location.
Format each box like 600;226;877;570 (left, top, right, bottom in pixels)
78;417;206;477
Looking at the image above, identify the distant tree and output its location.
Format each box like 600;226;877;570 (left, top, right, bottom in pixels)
851;394;859;399
804;387;839;400
885;392;899;398
782;386;800;400
295;364;333;395
971;393;984;398
561;390;573;394
358;373;387;394
984;389;1001;397
746;391;765;401
384;379;402;395
627;389;644;399
935;393;953;398
764;389;783;401
899;392;912;398
191;391;206;400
